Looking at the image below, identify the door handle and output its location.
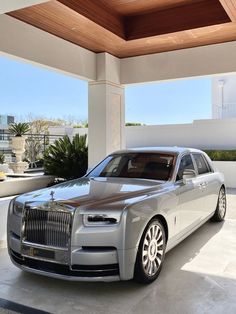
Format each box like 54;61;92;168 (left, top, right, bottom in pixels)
198;182;207;190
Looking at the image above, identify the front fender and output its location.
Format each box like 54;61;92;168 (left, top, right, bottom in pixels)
123;190;178;250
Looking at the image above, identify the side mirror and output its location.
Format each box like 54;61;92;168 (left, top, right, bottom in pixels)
182;169;196;184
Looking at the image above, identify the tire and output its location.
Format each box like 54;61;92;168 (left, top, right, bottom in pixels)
134;219;166;284
211;187;227;222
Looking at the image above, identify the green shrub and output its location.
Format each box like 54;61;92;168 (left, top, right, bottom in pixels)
8;122;30;136
125;122;143;126
44;134;88;180
0;153;5;164
204;150;236;161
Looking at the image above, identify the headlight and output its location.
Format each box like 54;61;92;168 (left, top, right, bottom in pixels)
13;201;24;216
83;213;121;226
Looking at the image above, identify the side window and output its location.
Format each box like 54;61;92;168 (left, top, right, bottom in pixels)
176;154;194;181
193;154;210;175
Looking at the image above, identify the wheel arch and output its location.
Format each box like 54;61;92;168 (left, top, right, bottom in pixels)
135;213;169;252
137;214;169;244
151;214;169;242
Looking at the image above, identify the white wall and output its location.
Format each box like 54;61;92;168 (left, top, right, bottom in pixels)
121;41;236;85
49;126;74;138
125;119;236;150
0;15;96;81
51;118;236;151
214;161;236;188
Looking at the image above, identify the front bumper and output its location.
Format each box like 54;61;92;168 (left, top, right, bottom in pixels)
8;232;137;282
10;248;120;282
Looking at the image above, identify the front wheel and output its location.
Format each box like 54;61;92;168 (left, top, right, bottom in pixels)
134;219;166;284
211;187;227;222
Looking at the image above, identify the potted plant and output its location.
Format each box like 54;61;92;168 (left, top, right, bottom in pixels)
9;123;30;160
8;122;30;173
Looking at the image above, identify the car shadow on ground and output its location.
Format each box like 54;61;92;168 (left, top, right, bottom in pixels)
3;219;236;314
17;219;224;291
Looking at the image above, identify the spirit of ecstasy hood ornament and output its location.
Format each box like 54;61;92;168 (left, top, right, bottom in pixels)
50;190;55;201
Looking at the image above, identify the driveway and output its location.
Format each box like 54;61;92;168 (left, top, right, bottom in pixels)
0;189;236;314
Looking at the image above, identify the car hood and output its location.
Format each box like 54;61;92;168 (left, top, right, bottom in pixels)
16;177;165;208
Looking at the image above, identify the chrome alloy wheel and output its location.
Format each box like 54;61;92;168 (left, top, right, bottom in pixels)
218;188;226;218
142;224;164;276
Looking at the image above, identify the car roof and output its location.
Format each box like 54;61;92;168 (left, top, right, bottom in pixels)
112;147;204;155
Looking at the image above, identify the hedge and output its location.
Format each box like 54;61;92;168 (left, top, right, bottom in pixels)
204;150;236;161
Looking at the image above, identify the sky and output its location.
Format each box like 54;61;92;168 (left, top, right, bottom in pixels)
0;55;212;125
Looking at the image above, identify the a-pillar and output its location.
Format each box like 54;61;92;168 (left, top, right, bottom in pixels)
88;53;125;168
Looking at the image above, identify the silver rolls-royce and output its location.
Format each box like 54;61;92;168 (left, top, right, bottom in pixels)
7;147;226;284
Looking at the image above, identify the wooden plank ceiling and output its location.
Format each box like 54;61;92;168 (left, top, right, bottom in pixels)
7;0;236;58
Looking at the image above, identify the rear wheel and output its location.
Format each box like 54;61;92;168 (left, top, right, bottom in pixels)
211;187;226;222
134;219;166;284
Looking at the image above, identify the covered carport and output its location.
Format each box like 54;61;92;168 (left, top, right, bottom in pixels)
1;0;236;167
1;1;236;313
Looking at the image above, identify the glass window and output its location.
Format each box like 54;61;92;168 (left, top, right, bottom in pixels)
87;153;175;181
193;154;210;175
176;154;194;181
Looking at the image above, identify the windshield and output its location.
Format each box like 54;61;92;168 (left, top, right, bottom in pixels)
87;153;175;181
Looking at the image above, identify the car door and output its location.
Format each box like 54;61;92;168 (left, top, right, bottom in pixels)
174;153;205;237
192;153;218;218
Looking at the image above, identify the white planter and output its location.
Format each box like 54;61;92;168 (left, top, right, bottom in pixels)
10;136;29;173
11;136;26;150
9;161;28;174
213;161;236;188
0;175;55;198
11;136;26;162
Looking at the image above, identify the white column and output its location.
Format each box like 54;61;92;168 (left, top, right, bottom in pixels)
212;78;225;119
88;53;125;168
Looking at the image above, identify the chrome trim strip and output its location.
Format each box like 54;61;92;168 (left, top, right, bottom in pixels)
21;241;68;251
20;253;69;265
71;268;119;273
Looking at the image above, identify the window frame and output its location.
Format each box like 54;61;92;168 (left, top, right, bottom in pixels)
86;152;178;181
175;153;196;182
192;153;212;176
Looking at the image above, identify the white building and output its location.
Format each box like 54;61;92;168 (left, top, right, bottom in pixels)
212;76;236;119
0;115;14;161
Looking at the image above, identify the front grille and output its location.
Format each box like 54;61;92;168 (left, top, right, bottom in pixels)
23;208;72;248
